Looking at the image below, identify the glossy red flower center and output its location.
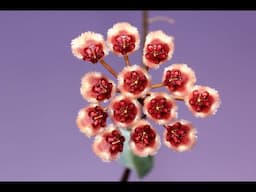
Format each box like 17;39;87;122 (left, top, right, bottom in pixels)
131;125;156;147
189;90;213;112
113;99;138;123
123;70;148;94
148;96;172;119
105;130;125;154
112;32;136;55
163;69;187;91
83;43;104;63
87;106;108;129
145;40;169;64
165;122;190;147
92;77;113;101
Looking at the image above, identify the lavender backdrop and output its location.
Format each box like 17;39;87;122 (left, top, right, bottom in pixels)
0;11;255;181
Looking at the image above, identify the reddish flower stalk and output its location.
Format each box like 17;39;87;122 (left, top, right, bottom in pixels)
151;83;163;89
99;59;118;78
124;55;131;66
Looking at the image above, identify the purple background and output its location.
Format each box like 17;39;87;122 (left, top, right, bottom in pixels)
0;11;255;181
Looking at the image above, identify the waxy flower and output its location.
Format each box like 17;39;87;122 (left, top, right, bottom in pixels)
118;65;151;98
143;92;177;125
185;85;221;118
71;32;108;63
107;22;140;56
76;104;108;137
130;120;161;157
143;30;174;69
163;120;197;152
109;95;141;128
93;124;125;162
80;72;116;103
163;64;196;98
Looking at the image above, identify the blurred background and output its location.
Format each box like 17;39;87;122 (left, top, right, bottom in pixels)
0;10;256;181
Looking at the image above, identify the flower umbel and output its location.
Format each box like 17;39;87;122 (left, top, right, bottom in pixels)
71;22;221;165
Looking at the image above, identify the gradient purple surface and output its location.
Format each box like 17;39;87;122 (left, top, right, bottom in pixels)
0;11;255;181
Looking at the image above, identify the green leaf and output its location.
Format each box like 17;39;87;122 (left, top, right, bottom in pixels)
131;153;154;178
119;128;154;178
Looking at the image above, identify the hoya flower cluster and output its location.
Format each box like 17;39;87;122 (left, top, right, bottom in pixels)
71;22;221;162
